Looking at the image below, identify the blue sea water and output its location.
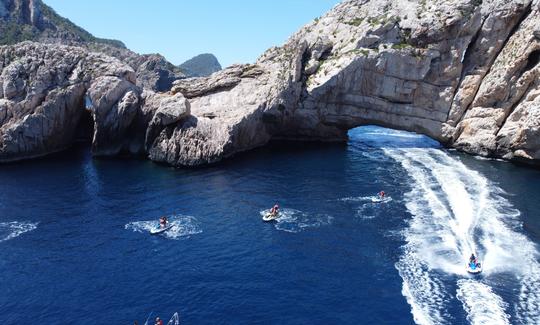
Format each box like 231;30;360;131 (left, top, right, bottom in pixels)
1;126;539;324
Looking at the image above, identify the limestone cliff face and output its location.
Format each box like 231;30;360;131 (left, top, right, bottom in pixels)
152;0;540;166
1;0;540;167
0;42;188;161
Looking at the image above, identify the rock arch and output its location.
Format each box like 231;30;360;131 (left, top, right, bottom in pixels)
0;42;144;162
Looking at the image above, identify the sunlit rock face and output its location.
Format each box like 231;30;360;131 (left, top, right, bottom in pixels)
148;0;540;166
0;42;189;162
2;0;540;166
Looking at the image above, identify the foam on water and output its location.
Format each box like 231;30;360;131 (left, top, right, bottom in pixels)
143;312;179;325
125;215;202;240
384;147;540;324
338;195;393;220
0;221;38;243
338;195;392;203
456;279;510;325
396;248;449;324
259;208;332;233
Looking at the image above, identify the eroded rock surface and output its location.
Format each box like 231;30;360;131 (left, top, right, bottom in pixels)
0;42;187;161
147;0;540;166
2;0;540;167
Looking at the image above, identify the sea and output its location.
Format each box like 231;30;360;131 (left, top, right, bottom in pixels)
0;126;539;324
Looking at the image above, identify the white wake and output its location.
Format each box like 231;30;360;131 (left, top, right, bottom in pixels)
126;215;202;240
457;279;510;325
384;148;540;325
0;221;38;243
259;208;333;233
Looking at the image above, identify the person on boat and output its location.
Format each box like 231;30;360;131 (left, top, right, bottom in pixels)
159;216;168;228
469;253;476;264
155;317;163;325
270;204;279;216
379;191;386;199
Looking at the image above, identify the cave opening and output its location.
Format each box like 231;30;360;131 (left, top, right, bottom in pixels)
75;95;95;144
347;125;441;149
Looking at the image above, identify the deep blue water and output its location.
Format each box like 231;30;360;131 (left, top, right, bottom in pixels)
1;126;539;324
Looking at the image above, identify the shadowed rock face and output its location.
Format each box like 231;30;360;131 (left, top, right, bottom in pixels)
2;0;540;167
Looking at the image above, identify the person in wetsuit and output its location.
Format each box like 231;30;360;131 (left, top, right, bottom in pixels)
159;216;168;228
270;204;279;216
469;253;477;266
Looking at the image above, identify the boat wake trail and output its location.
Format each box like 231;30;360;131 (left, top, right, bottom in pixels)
384;148;540;325
0;221;38;243
457;279;510;325
338;195;393;220
259;208;332;233
126;215;202;240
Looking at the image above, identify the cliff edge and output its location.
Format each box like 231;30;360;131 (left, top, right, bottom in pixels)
2;0;540;166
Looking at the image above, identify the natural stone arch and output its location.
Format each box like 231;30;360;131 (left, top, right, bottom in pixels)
0;42;143;162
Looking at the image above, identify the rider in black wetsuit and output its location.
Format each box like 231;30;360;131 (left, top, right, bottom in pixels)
469;253;476;264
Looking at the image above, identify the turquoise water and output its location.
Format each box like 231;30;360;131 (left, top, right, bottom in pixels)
0;126;539;324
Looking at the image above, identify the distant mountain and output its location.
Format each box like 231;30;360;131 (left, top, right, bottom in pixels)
0;0;124;47
179;53;222;77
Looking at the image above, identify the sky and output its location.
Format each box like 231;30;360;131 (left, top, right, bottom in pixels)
44;0;341;67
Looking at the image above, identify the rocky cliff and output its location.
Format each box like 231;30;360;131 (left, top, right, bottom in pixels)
0;42;190;162
0;0;185;92
0;0;124;47
2;0;540;167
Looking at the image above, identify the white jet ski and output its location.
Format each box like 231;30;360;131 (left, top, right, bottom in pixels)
150;224;173;235
262;212;279;222
466;260;483;274
372;196;391;203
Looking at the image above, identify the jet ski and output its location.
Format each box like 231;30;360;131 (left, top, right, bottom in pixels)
372;196;391;203
466;260;483;274
150;224;173;235
262;212;279;222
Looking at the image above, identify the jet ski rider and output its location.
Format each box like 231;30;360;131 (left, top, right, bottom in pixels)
469;253;477;265
159;216;168;228
270;204;279;216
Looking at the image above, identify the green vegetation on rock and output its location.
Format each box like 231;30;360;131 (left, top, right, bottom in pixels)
0;1;125;48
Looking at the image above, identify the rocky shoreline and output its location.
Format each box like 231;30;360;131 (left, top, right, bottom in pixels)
1;0;540;167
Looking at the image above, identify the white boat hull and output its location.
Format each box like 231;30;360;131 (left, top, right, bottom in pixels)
150;225;173;235
466;262;482;274
262;213;278;222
